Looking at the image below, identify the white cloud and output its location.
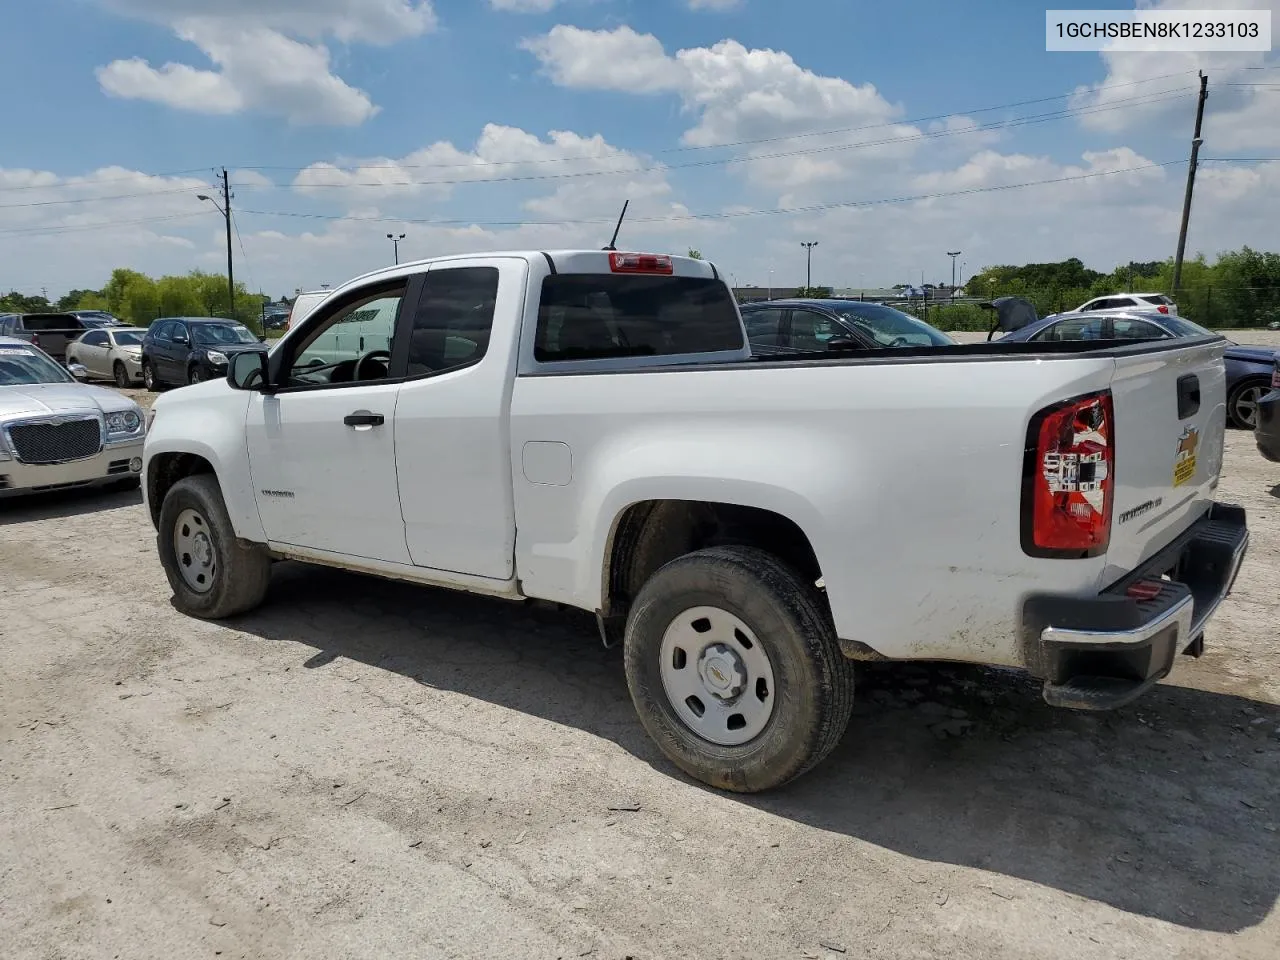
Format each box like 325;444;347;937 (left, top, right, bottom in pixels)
488;0;561;11
687;0;743;9
94;0;435;124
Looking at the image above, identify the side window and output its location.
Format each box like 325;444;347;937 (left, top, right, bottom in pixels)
1030;317;1105;342
787;310;843;351
172;323;190;344
287;285;405;386
1112;318;1169;340
152;321;173;342
742;307;785;346
406;267;499;378
82;331;108;347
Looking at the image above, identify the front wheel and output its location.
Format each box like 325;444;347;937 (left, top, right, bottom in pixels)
623;546;855;793
157;474;272;619
113;361;131;388
1228;379;1268;430
187;365;204;385
142;361;159;391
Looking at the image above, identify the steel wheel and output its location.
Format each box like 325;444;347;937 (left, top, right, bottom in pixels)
659;605;776;746
143;362;156;391
114;361;130;388
1231;382;1266;430
173;508;217;594
188;366;204;385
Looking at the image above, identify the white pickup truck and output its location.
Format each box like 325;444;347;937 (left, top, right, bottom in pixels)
142;250;1249;792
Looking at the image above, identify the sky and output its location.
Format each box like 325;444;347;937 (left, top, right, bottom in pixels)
0;0;1277;298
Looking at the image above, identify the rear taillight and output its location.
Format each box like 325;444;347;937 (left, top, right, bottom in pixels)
1022;390;1114;558
31;333;41;347
1157;304;1169;314
609;252;673;275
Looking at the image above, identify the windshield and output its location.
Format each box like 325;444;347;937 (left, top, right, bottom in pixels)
192;323;258;345
1160;315;1214;338
832;302;955;347
111;330;145;347
0;345;73;385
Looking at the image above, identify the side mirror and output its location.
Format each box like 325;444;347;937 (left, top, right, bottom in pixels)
228;350;270;392
67;363;89;381
826;336;860;351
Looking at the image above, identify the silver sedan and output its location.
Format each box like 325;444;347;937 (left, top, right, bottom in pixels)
0;337;146;498
65;326;146;388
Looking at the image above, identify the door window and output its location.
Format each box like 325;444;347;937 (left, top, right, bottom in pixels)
1030;317;1106;342
742;307;786;347
787;310;845;351
81;331;109;347
286;285;406;387
1111;317;1170;340
406;267;499;378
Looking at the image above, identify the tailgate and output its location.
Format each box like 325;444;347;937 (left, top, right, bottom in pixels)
1103;338;1228;580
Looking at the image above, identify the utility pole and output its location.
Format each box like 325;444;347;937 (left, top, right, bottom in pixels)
947;251;962;300
1172;72;1208;294
198;168;236;325
387;233;405;265
801;241;819;290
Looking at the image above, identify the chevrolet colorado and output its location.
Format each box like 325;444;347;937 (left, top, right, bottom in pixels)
141;250;1249;792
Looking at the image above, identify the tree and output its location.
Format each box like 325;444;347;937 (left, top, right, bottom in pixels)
687;248;703;260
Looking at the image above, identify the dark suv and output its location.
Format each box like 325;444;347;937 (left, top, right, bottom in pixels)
141;317;266;390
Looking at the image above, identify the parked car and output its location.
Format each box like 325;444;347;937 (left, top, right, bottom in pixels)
140;317;266;390
740;298;956;355
1070;293;1178;315
0;336;145;497
69;310;127;328
66;325;147;387
1252;357;1280;462
142;249;1247;793
998;309;1275;428
0;312;90;363
286;289;333;330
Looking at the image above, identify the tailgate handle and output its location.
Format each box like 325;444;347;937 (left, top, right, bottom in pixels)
1177;374;1200;420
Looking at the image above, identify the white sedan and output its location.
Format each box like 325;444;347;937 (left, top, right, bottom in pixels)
66;325;146;387
0;338;146;498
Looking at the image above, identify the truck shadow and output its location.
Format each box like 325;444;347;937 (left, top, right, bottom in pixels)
232;561;1280;935
0;483;142;523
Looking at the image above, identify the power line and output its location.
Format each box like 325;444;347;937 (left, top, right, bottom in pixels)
0;168;212;194
0;212;209;237
0;185;213;210
237;159;1185;229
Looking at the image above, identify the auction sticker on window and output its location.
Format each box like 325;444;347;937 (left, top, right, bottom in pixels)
1174;425;1199;488
0;348;35;356
1047;9;1271;52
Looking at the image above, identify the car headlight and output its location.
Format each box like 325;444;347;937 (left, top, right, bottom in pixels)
207;350;229;366
105;410;143;435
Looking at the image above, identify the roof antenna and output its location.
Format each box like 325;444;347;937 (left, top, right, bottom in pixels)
603;200;629;251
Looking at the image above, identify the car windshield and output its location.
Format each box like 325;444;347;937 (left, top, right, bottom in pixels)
111;330;145;346
0;345;73;385
1159;315;1214;338
831;302;954;346
192;323;258;345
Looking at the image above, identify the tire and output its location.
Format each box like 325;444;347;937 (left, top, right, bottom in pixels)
142;360;160;392
1228;378;1269;430
623;545;855;793
187;365;204;385
156;474;272;619
113;361;131;388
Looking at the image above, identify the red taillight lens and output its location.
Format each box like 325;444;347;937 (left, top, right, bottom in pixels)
1025;391;1114;556
1158;304;1169;314
31;333;40;347
609;252;674;275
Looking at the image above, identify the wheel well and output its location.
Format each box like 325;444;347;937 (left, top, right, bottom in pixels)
603;500;823;623
147;453;215;528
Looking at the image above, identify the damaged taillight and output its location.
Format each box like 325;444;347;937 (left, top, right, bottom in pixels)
1022;390;1114;557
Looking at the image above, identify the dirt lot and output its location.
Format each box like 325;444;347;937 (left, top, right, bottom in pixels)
3;344;1279;960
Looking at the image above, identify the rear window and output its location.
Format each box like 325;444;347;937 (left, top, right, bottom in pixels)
1139;295;1172;306
534;275;744;362
22;314;84;331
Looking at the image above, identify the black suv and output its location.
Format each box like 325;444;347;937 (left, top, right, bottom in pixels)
141;317;266;390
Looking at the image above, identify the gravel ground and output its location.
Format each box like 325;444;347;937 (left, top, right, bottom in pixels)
3;338;1279;960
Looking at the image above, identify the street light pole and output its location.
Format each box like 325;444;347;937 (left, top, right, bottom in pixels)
197;168;236;325
801;241;819;290
387;233;406;265
947;250;962;299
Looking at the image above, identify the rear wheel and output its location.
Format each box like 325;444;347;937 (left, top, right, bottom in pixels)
113;361;131;388
157;474;272;619
623;545;854;793
1228;378;1269;430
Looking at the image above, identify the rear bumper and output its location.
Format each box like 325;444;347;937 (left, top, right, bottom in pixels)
1021;503;1248;710
1254;389;1280;462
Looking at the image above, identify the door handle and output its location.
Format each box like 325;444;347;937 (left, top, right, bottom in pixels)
344;411;385;429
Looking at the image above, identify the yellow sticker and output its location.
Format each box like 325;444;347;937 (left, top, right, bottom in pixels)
1174;426;1199;487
